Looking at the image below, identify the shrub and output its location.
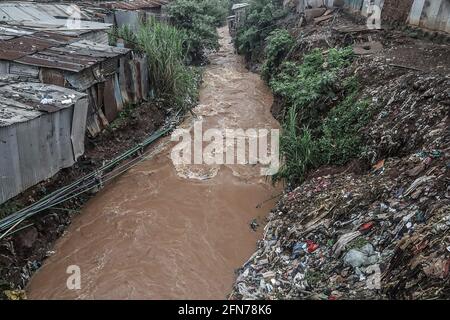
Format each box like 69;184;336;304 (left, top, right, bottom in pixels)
235;0;286;62
116;19;199;110
318;93;372;165
274;106;318;184
273;47;374;184
202;0;229;27
270;48;353;128
168;0;225;63
261;29;294;81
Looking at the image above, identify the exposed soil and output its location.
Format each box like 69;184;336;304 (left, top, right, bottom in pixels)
0;101;166;297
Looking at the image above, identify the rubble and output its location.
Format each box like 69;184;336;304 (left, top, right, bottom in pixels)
230;149;449;299
230;11;449;301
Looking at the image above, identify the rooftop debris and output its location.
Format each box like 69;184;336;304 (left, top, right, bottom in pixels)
0;77;89;205
1;38;130;72
0;2;111;32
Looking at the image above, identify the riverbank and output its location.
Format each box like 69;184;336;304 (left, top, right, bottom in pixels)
0;101;168;299
230;9;449;300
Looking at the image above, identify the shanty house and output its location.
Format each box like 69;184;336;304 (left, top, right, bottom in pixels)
0;1;112;44
0;77;88;205
100;0;171;29
229;3;250;38
0;28;150;136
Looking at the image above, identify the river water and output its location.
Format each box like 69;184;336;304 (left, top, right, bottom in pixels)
27;27;280;299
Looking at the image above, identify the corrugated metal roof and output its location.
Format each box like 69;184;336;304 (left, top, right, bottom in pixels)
0;73;36;86
0;25;33;40
0;32;130;72
15;39;129;72
99;0;170;11
0;81;87;127
0;33;70;60
0;2;91;22
16;50;102;72
0;78;90;205
0;98;41;127
231;3;250;11
0;2;112;31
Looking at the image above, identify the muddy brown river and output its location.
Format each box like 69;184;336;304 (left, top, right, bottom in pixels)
27;27;281;299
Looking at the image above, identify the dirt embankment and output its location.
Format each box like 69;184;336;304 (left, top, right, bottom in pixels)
0;102;166;297
231;12;449;300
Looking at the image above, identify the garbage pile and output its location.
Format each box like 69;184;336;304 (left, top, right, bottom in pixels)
230;150;449;299
230;15;449;300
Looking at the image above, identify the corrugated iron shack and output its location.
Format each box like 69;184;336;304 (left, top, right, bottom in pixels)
0;76;88;205
99;0;171;29
0;1;112;44
0;27;150;136
228;3;250;38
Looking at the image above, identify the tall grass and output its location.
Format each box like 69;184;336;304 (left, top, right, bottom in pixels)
274;106;317;184
115;19;199;111
167;0;222;63
272;48;373;185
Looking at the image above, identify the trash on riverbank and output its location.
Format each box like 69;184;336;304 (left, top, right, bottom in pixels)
230;10;449;300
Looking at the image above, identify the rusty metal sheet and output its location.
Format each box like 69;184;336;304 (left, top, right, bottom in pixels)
113;73;124;112
101;57;119;76
118;56;130;104
15;47;105;72
40;68;66;87
103;76;119;122
99;0;169;11
65;68;98;91
32;31;76;44
71;97;89;160
0;33;69;60
16;54;88;72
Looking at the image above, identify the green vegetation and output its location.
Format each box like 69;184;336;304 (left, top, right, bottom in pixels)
318;92;371;165
277;111;317;183
270;48;354;127
261;29;294;81
107;0;227;109
235;0;286;62
167;0;228;63
111;19;200;111
271;48;373;184
305;270;323;287
349;237;369;250
202;0;229;27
